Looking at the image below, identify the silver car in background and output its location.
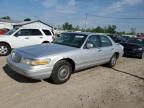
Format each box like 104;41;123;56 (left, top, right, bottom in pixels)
7;32;123;84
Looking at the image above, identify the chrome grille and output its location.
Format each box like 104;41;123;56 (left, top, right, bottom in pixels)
11;52;21;63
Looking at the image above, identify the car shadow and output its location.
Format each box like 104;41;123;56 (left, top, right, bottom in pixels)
111;68;144;81
3;65;41;83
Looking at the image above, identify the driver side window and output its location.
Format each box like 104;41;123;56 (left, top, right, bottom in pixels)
15;29;31;36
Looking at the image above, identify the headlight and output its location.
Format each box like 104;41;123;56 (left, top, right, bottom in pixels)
138;48;143;51
20;57;50;66
134;48;143;51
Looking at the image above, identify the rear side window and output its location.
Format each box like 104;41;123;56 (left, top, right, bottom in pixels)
100;36;112;47
31;29;42;35
42;30;52;36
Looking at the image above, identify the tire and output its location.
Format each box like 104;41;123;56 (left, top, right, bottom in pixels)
50;60;72;84
0;43;11;56
42;41;49;44
139;52;144;59
107;54;118;68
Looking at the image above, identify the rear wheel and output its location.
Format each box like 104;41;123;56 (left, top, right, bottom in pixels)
139;52;144;59
0;43;11;56
50;60;72;84
107;54;118;68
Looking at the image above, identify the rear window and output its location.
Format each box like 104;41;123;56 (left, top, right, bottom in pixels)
42;30;52;36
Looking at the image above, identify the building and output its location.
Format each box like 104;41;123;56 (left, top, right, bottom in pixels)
0;19;19;30
13;20;53;31
0;19;53;31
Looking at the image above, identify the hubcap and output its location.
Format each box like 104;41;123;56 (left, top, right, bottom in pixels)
58;65;70;81
0;46;8;54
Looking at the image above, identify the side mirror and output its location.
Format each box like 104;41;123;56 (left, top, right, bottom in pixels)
86;43;94;49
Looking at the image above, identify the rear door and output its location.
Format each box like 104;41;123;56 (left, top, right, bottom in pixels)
99;35;114;62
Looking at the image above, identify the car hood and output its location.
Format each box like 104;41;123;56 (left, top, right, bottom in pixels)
0;35;5;36
17;43;78;58
0;35;10;39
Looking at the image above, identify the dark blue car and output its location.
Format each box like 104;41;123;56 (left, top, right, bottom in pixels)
121;38;144;59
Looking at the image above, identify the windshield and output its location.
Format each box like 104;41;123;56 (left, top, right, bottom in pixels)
5;28;18;35
128;38;144;45
53;33;87;48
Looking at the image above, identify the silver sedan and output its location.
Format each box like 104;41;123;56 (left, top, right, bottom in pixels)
7;32;123;84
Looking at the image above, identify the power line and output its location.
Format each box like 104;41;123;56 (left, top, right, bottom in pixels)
84;13;88;31
87;14;144;19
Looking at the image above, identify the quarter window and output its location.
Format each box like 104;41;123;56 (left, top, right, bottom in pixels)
42;30;52;36
100;36;112;47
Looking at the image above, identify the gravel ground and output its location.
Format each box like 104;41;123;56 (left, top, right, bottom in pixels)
0;57;144;108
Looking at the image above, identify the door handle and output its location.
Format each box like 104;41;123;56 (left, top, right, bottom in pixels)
40;37;43;39
25;37;29;39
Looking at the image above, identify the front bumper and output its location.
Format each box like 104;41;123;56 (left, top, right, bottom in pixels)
124;50;143;57
7;56;53;80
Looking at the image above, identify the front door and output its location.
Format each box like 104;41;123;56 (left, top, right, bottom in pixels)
78;35;103;68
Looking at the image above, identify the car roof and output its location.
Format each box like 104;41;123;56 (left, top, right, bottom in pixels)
17;27;51;30
63;32;107;36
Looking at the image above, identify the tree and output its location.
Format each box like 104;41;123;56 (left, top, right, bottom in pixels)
94;26;104;33
130;27;136;35
24;18;31;21
106;25;117;34
74;25;80;31
1;16;11;20
62;22;73;30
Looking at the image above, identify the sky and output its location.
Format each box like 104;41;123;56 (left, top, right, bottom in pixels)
0;0;144;32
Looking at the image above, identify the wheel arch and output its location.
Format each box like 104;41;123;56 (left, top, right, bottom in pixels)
114;52;120;59
0;41;11;49
55;58;75;72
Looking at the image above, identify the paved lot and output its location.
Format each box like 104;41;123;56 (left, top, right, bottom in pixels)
0;57;144;108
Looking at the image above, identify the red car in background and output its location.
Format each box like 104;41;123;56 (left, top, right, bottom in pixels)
0;29;9;35
137;33;144;39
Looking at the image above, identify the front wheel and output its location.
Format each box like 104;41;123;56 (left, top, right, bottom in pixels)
0;43;11;56
139;52;144;59
50;60;72;84
107;54;118;68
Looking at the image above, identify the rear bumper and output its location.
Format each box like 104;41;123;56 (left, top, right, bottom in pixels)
7;56;53;80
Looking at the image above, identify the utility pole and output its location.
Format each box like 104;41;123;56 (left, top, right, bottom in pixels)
85;13;88;32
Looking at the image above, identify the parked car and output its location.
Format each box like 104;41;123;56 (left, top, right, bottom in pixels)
0;27;54;56
7;32;123;84
0;29;9;35
108;35;127;43
121;38;144;59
